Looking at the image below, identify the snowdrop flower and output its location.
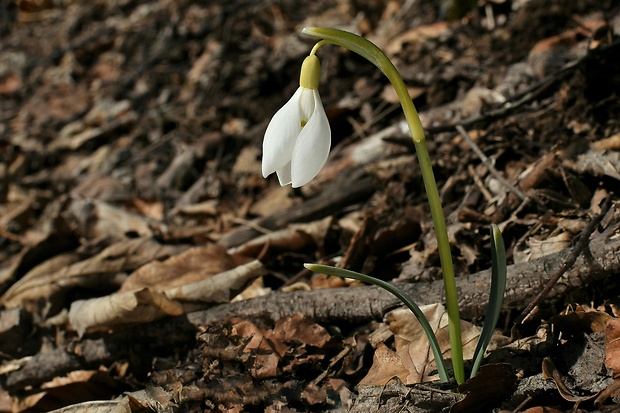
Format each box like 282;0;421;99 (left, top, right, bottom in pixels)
262;54;331;187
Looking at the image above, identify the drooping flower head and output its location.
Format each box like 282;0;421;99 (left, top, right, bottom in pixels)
262;54;331;187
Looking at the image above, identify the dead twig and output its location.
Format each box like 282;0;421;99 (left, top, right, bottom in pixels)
456;125;529;202
514;195;614;326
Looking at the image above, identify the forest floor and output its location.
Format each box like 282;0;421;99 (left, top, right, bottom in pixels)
1;0;620;412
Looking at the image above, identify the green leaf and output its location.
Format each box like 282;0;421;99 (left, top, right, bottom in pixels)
470;224;507;378
304;263;450;383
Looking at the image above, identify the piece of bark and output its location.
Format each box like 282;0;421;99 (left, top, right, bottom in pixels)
4;316;197;391
349;378;460;413
191;219;620;326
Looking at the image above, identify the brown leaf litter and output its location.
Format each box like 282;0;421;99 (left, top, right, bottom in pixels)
1;0;620;411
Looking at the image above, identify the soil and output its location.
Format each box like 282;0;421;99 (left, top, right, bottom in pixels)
1;0;620;412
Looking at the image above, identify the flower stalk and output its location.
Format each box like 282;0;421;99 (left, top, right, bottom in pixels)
301;27;464;384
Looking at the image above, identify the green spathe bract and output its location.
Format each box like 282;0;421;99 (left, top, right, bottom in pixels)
300;27;507;385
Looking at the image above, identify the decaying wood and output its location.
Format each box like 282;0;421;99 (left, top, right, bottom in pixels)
191;216;620;326
348;378;460;413
3;316;198;391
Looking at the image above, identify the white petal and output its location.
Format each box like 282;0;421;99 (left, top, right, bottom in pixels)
290;90;331;188
275;163;292;186
262;88;303;178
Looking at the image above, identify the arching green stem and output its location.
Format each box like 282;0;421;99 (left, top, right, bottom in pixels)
302;27;464;384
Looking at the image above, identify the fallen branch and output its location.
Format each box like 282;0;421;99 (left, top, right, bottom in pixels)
191;211;620;326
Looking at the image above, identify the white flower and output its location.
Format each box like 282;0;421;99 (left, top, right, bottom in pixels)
262;55;331;188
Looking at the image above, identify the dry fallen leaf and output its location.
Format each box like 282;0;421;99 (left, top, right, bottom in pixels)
231;313;333;380
550;306;612;334
358;342;408;386
452;363;516;413
605;318;620;377
47;398;132;413
63;197;156;241
15;370;123;413
0;238;187;310
514;231;572;263
361;304;491;385
384;21;451;55
228;217;333;259
69;288;184;337
164;259;266;304
121;243;241;292
542;357;599;403
235;320;280;380
566;147;620;181
248;185;296;217
50;99;137;152
69;260;265;335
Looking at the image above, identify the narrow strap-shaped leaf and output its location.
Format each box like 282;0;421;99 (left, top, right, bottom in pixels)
469;224;507;378
304;263;450;383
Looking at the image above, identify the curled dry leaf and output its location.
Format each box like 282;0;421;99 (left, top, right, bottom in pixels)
69;260;265;335
514;231;572;263
228;217;333;258
564;145;620;181
542;357;599;403
452;363;517;413
120;243;242;292
47;398;131;413
64;197;156;241
70;175;132;203
50;99;137;152
0;189;38;231
125;386;175;412
164;259;266;303
0;238;187;310
550;306;612;334
69;288;184;337
15;370;124;413
383;21;451;55
0;252;81;308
